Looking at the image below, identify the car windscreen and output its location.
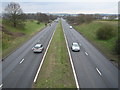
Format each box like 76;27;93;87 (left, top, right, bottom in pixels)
73;44;79;47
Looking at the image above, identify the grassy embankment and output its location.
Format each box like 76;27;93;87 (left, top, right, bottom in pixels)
33;21;76;88
73;21;118;63
1;20;45;58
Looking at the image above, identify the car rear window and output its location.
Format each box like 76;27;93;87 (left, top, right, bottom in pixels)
35;44;41;48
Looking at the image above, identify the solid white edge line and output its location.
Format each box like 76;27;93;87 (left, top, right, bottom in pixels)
85;52;88;56
20;59;24;64
96;68;102;76
62;22;80;89
33;24;57;83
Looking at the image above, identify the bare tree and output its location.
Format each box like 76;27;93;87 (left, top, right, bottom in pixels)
4;2;24;27
36;13;49;23
49;14;57;21
66;14;94;25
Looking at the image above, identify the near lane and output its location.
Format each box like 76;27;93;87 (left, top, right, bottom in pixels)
62;19;119;88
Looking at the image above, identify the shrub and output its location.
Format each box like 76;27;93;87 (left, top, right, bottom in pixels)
37;21;40;24
96;24;115;40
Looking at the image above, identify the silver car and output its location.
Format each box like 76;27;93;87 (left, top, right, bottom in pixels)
32;44;44;53
71;42;80;52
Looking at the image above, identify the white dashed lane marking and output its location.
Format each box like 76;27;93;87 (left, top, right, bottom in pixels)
20;59;24;64
85;52;88;56
96;68;102;76
0;84;3;88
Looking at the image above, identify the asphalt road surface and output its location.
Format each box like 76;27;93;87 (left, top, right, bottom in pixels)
61;19;119;88
2;21;58;88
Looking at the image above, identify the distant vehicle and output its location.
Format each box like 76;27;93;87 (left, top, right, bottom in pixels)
54;20;58;22
71;42;80;52
69;26;72;29
32;44;44;53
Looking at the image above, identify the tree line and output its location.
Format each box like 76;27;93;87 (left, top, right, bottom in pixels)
3;2;57;28
64;14;94;25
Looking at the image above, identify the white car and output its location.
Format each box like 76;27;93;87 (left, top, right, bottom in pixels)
69;26;72;29
32;44;44;53
54;20;58;22
71;42;80;52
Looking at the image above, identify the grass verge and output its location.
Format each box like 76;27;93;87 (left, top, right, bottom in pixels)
2;20;45;58
73;21;118;63
33;21;76;88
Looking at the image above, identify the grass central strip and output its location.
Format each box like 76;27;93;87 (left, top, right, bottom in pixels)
34;20;76;88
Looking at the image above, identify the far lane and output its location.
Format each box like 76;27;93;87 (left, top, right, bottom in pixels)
3;21;58;88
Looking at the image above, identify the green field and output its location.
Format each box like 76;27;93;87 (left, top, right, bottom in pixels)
1;20;45;58
73;20;118;63
33;21;76;88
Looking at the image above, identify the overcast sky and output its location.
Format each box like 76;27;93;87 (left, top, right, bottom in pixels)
1;0;119;14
